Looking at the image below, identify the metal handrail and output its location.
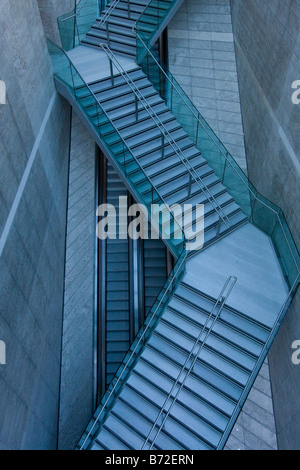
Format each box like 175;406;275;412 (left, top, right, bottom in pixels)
100;43;232;229
61;0;131;26
141;276;237;450
97;0;122;28
217;272;300;449
133;27;300;282
52;40;185;243
79;251;188;449
95;92;186;243
61;0;90;22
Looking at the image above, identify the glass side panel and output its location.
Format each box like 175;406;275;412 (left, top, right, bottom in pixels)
47;39;185;260
135;36;300;290
136;0;180;62
58;0;108;51
78;249;187;450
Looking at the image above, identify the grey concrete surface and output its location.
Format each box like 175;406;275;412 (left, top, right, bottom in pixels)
268;289;300;450
231;0;300;249
169;0;279;450
68;45;137;83
37;0;75;44
186;223;288;329
0;0;70;449
225;358;277;450
58;113;96;450
230;0;300;450
168;0;247;172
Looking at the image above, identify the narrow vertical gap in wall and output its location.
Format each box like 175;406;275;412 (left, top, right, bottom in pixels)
95;148;107;405
229;7;249;177
159;28;175;282
93;144;99;409
128;194;135;345
57;106;73;450
166;248;174;277
159;27;169;68
138;237;145;331
129;194;145;342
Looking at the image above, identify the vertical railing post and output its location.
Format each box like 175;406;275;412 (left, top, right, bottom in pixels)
135;95;138;122
70;64;76;94
188;174;192;197
99;107;103;137
123;143;127;176
147;48;149;75
96;103;100;129
106;21;110;47
196;112;200;145
171;76;174;112
128;0;130;18
75;17;80;46
72;14;76;49
109;57;114;86
216;216;222;238
250;197;257;225
222;159;227;184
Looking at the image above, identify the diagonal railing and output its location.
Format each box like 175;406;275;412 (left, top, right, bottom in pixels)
100;43;232;230
58;0;142;51
53;0;300;451
134;25;300;293
97;0;135;29
134;0;184;61
217;271;299;449
60;0;91;22
47;39;186;259
133;0;300;449
78;249;188;450
142;275;237;450
96;0;122;27
58;0;109;50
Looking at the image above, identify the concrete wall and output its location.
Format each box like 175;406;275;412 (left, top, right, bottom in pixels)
230;0;300;449
168;0;247;171
37;0;75;44
0;0;71;449
269;290;300;449
58;114;96;450
168;0;278;450
230;0;300;248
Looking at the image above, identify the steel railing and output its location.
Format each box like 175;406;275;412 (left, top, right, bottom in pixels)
133;26;300;289
141;275;237;450
100;44;232;230
96;0;122;28
58;0;106;50
79;251;188;449
60;0;134;50
60;0;126;23
49;39;185;249
217;272;300;449
60;0;90;22
90;87;186;244
96;0;135;36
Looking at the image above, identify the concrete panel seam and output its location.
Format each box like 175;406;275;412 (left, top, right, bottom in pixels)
0;92;58;259
234;37;300;177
